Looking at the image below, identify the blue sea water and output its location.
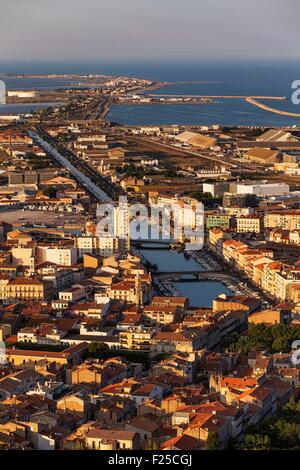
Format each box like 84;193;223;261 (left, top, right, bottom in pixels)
0;74;72;115
108;100;300;127
106;61;300;126
0;60;300;125
0;75;73;91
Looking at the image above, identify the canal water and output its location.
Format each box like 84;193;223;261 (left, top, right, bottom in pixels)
139;248;232;308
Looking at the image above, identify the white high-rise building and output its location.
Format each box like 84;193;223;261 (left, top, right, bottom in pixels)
114;198;130;253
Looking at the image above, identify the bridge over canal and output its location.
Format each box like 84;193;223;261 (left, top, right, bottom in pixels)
153;270;236;282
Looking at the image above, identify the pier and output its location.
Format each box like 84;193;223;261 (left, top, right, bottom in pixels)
246;97;300;118
148;94;287;100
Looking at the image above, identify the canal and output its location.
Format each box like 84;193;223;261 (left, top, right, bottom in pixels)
139;247;232;308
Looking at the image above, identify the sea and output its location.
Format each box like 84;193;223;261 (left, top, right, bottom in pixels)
1;60;300;126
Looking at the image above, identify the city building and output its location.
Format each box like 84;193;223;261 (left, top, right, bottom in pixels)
237;215;262;233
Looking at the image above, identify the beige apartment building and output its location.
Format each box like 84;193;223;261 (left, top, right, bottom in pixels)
75;236;117;257
58;285;86;303
222;239;248;265
289;231;300;244
143;305;181;325
274;269;300;301
0;277;53;303
261;262;283;296
237;215;261;233
209;228;231;255
119;328;153;351
289;284;300;304
268;229;300;246
264;211;300;230
108;276;152;305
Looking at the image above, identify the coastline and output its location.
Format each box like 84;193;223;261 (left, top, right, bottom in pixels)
2;70;300;126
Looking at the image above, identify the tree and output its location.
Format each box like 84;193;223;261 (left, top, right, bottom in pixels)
235;396;300;449
243;434;271;450
272;337;291;353
88;341;109;357
145;440;159;450
190;191;221;208
270;419;300;449
74;440;87;450
283;396;300;415
43;187;57;198
205;431;221;450
223;323;300;355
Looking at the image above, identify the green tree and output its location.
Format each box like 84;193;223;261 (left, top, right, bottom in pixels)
88;341;109;357
145;440;159;450
243;434;271;450
43;187;57;198
236;396;300;449
271;420;300;448
283;396;300;415
74;440;87;450
223;323;300;355
272;337;291;353
190;191;221;208
205;431;221;450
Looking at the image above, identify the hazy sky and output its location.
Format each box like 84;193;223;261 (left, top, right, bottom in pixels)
0;0;299;61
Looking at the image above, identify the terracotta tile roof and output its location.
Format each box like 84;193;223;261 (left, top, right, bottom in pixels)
86;428;137;441
161;434;201;450
190;413;226;432
9;277;43;286
128;416;159;433
221;377;257;389
153;332;189;342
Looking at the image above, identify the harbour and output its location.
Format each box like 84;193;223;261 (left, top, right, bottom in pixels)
138;244;262;307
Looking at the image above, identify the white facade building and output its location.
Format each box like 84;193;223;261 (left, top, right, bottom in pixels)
37;246;77;267
76;236;117;257
236;182;289;197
